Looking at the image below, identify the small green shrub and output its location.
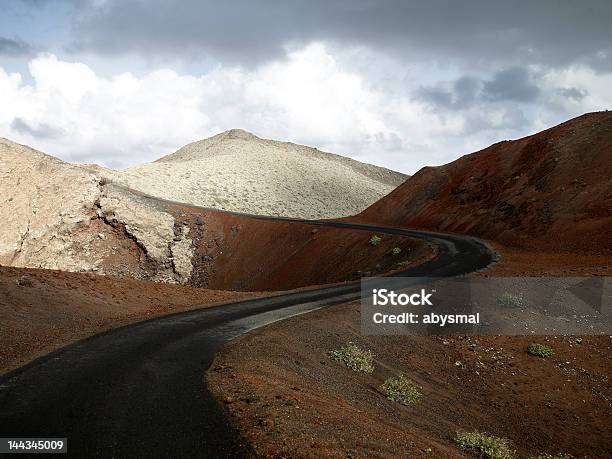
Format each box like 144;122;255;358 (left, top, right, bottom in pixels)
369;235;382;246
394;260;413;270
15;275;33;287
329;342;375;373
380;374;422;405
392;247;402;255
528;343;554;358
455;431;514;459
497;292;525;308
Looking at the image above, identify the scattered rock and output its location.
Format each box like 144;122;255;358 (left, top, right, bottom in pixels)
259;418;275;428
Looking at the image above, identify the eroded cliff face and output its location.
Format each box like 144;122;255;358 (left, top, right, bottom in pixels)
0;139;193;283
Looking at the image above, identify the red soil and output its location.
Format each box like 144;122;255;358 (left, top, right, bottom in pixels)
206;113;612;458
358;111;612;255
481;242;611;276
0;265;253;374
0;208;430;373
208;303;612;458
165;205;431;291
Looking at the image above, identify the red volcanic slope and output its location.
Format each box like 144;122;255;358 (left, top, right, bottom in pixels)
359;112;612;254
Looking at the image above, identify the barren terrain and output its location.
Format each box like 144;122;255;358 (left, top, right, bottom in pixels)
167;204;432;291
1;113;610;457
208;303;612;458
0;137;421;290
207;113;612;458
0;217;430;373
0;139;195;283
358;111;612;255
0;264;253;374
81;129;406;219
1;133;411;290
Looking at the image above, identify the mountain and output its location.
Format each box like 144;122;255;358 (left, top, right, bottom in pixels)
359;112;612;254
0;138;419;288
83;129;406;219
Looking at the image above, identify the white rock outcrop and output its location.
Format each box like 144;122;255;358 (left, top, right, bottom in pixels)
0;138;193;282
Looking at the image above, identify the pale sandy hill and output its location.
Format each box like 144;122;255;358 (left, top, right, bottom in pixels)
0;138;194;283
0;137;411;287
86;129;406;219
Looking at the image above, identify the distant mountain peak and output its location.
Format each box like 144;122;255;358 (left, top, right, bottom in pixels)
220;128;259;141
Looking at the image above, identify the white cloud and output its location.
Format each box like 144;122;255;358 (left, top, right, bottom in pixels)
0;45;609;173
538;65;612;118
0;54;211;166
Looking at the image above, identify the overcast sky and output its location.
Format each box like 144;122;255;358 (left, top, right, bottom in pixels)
1;0;611;172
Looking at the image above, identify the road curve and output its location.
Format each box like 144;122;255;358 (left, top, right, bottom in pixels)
0;221;494;458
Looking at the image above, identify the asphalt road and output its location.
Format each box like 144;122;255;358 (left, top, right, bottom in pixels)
0;221;494;458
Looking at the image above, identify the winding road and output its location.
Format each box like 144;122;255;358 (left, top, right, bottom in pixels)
0;220;494;458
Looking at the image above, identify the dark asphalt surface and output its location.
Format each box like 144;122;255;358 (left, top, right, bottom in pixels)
0;220;494;458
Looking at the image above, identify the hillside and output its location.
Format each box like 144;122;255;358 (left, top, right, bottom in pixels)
359;112;612;254
84;129;406;219
0;138;421;288
0;138;195;283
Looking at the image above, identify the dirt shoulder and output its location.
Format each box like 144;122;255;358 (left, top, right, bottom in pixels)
207;250;612;458
482;242;611;276
0;265;254;374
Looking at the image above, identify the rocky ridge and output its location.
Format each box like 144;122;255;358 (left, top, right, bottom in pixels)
0;138;193;283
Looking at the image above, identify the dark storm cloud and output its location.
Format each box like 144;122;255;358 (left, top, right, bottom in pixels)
557;87;588;101
418;67;541;110
461;107;530;134
18;0;52;5
67;0;612;68
417;86;453;109
0;37;34;57
11;118;63;139
482;67;540;102
417;77;480;110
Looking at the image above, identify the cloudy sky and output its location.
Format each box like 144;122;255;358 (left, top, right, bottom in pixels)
1;0;611;173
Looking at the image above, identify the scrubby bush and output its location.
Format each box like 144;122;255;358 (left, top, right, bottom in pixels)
497;292;525;308
369;235;382;246
527;343;554;358
394;260;413;270
329;342;375;373
15;275;33;287
392;247;402;255
380;374;421;405
455;431;514;459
